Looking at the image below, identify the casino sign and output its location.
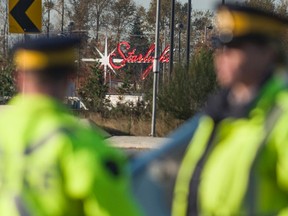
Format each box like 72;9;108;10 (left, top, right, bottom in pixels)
82;37;170;80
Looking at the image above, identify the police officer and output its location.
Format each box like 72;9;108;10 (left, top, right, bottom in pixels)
172;3;288;216
0;37;142;216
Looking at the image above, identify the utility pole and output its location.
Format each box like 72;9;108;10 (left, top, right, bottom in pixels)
45;0;54;38
186;0;192;70
61;0;64;34
47;2;51;37
168;0;175;80
151;0;161;137
222;0;225;4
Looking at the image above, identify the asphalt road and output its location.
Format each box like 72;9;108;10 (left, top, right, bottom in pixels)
107;136;171;157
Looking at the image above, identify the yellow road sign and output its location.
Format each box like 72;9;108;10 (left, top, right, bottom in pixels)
9;0;42;33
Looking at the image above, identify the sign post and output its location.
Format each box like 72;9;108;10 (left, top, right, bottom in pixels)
151;0;161;137
9;0;42;33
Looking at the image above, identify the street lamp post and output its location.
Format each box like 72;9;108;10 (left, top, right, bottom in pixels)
61;0;64;34
151;0;161;137
68;21;74;36
169;0;175;80
186;0;192;69
176;23;183;63
204;25;213;43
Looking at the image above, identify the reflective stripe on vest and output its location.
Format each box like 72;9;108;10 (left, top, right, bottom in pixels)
172;116;214;216
245;105;283;215
15;127;73;216
24;127;73;155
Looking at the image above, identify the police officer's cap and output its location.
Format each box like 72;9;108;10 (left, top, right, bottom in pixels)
215;3;288;46
13;36;81;73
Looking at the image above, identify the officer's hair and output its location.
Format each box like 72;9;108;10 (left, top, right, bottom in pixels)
268;40;288;66
243;36;288;66
25;66;76;84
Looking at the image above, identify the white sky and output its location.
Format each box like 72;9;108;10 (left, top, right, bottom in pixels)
135;0;242;11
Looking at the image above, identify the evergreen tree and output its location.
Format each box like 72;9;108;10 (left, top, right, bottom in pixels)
129;12;149;54
0;63;16;104
158;46;217;120
244;0;275;12
78;62;108;111
118;10;150;94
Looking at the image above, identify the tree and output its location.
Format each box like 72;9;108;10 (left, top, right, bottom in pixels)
243;0;288;50
43;0;56;36
67;0;92;31
78;62;108;111
243;0;288;19
147;0;174;26
124;9;150;92
108;0;136;42
276;0;288;18
88;0;112;43
244;0;276;11
146;0;184;33
51;0;70;34
191;10;214;45
0;62;16;104
129;10;149;53
158;46;217;120
0;2;8;58
117;70;134;94
136;6;151;40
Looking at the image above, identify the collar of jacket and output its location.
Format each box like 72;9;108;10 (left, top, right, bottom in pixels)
204;69;288;122
8;94;70;115
249;69;288;118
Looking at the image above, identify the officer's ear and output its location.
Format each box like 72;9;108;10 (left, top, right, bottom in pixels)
15;69;33;92
15;69;24;91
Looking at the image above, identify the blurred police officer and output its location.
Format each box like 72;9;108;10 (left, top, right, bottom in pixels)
172;4;288;216
0;36;142;216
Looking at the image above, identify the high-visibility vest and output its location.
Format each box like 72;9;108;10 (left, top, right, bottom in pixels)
172;73;288;216
0;94;143;216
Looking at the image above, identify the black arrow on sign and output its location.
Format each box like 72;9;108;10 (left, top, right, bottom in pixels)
10;0;40;32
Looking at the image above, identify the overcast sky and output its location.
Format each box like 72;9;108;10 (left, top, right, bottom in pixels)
135;0;242;11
